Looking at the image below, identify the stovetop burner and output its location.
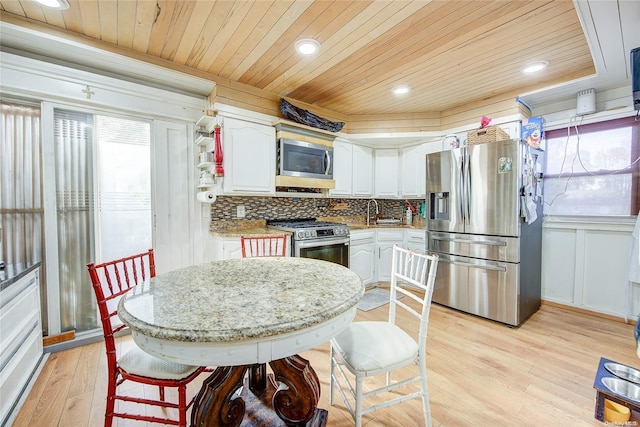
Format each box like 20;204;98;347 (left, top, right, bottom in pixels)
268;218;341;228
267;218;350;240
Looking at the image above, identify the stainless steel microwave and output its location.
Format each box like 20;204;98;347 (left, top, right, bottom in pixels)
277;138;333;180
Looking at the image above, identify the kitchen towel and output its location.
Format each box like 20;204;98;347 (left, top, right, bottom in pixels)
626;212;640;322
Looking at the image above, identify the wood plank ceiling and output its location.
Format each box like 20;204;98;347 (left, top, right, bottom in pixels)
0;0;594;117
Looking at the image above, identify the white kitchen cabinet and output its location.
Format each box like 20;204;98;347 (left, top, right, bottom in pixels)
374;149;399;198
1;265;43;426
405;229;427;253
352;144;374;197
376;229;405;281
350;228;425;285
400;144;423;198
213;236;243;260
221;116;276;195
330;138;353;196
350;230;376;286
212;235;291;260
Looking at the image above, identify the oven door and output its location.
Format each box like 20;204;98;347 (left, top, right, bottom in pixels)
294;237;349;268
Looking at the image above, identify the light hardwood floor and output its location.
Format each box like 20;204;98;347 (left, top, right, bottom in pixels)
13;301;640;427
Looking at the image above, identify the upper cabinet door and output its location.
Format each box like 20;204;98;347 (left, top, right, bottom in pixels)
330;138;353;196
352;144;374;197
400;145;423;198
374;148;399;198
221;117;275;195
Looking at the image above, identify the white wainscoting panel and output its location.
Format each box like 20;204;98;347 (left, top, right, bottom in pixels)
542;218;639;320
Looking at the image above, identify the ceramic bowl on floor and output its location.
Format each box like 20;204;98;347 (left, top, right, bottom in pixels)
604;399;631;423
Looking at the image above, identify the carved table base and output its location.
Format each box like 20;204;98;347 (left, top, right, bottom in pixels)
191;355;327;427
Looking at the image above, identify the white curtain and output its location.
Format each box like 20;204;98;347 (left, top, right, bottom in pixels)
0;102;46;331
0;102;43;264
53;109;97;332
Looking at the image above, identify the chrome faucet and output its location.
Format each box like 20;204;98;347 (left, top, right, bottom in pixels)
366;198;379;226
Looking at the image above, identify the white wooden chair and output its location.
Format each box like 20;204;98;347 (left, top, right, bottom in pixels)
330;245;439;427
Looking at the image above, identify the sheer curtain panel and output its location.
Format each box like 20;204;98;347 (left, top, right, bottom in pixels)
54;110;97;332
0;102;46;330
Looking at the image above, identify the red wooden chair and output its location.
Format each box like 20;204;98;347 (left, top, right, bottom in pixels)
240;234;288;257
87;249;207;427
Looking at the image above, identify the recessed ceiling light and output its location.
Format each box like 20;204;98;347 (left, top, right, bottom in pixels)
35;0;69;9
295;39;320;56
392;85;411;95
521;61;549;74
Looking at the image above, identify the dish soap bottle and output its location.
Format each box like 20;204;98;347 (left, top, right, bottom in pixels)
406;207;412;226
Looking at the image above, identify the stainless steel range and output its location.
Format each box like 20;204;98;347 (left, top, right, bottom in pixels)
267;218;350;268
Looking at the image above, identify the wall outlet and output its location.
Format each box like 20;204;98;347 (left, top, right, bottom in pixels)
236;205;246;218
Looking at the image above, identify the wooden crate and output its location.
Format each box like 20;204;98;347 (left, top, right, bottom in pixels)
467;126;510;145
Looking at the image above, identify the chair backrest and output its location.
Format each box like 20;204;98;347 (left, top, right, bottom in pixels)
241;235;288;258
87;249;155;342
388;245;439;348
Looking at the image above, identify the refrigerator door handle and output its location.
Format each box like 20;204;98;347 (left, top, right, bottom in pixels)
440;257;508;272
458;154;465;221
464;151;471;225
432;236;507;246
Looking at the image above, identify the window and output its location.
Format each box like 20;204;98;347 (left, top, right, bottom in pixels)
543;116;640;216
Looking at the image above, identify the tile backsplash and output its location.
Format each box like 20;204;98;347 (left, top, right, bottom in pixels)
209;196;424;222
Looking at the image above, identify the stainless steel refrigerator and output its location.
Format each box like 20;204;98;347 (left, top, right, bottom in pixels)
426;138;544;326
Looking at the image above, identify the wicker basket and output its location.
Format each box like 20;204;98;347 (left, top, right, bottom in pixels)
467;126;510;145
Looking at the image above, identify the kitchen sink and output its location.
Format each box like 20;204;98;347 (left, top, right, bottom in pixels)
605;362;640;384
601;377;640;403
376;218;402;226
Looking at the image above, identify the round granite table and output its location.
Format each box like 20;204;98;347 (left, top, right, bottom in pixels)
118;257;363;427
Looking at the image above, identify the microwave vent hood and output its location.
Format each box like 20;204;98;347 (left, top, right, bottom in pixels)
273;119;336;190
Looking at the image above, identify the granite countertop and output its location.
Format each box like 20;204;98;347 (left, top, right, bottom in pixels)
210;219;293;237
210;217;426;237
320;215;427;231
118;257;364;343
0;262;41;292
347;223;426;231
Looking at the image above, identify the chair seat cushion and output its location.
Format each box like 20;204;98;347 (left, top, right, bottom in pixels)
118;346;201;380
332;321;418;375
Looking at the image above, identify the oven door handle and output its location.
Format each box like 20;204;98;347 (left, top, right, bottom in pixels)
295;237;350;249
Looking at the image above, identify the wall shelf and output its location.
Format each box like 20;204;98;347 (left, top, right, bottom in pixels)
196;115;217;133
196;135;215;146
197;161;214;169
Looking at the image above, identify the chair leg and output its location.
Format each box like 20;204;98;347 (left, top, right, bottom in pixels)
159;385;165;401
419;357;432;427
329;346;335;405
105;373;117;427
178;384;187;427
355;375;364;427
